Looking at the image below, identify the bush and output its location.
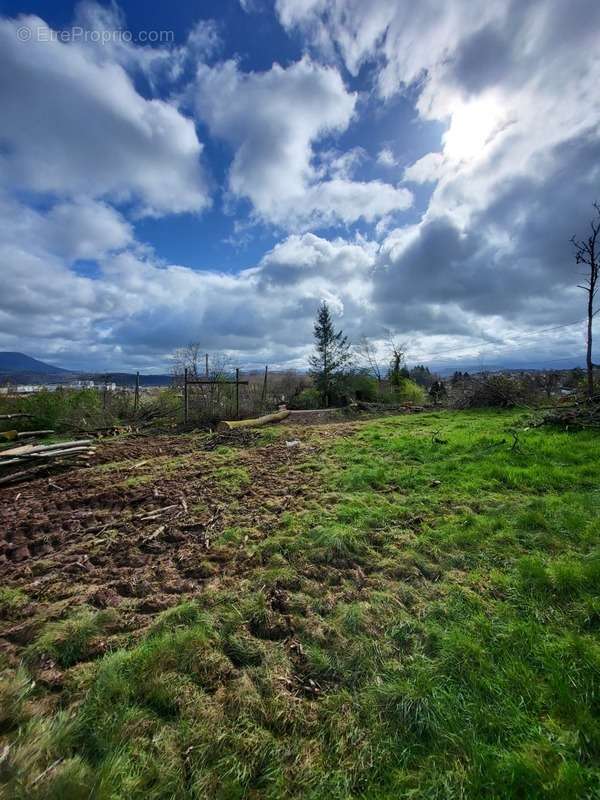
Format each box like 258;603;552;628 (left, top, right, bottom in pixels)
345;373;379;402
380;379;426;405
0;387;140;433
288;388;321;409
9;389;104;431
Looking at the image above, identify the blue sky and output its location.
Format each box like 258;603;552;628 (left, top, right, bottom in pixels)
0;0;598;372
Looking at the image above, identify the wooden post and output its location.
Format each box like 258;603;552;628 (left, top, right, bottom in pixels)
235;368;240;419
103;375;110;410
261;365;268;410
206;353;211;417
184;368;189;424
134;371;140;413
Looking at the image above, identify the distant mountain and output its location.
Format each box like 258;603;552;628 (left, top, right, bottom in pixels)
0;352;72;375
0;353;175;386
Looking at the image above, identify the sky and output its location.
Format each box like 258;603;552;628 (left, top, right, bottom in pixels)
0;0;598;373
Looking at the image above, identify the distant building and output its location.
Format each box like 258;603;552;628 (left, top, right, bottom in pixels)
0;380;117;395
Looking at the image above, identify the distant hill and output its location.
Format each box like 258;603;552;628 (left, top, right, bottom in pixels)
0;352;71;375
0;353;173;386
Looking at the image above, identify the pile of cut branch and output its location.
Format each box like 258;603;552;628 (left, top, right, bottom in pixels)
534;402;600;431
0;439;95;485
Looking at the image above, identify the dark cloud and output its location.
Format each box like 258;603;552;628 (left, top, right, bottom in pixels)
450;25;511;94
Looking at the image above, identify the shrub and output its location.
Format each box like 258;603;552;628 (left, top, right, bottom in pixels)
345;373;379;402
379;379;426;404
288;387;321;409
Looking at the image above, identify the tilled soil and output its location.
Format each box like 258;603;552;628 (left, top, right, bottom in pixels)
0;428;327;664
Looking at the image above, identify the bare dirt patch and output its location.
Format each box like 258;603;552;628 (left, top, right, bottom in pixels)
0;425;345;665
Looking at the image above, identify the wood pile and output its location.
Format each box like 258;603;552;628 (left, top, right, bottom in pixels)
534;402;600;431
0;438;95;486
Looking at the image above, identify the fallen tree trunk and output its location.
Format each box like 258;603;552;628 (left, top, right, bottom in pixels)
217;410;290;431
0;413;33;420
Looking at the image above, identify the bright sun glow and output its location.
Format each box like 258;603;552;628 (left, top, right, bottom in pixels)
443;97;504;161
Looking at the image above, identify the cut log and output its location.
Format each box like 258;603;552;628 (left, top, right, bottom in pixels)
0;448;95;468
217;410;290;431
27;447;95;460
0;439;92;458
0;413;33;420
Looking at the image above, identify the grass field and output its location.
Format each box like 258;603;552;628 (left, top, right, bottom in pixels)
1;409;599;799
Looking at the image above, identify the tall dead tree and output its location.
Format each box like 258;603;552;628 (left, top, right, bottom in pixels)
387;335;407;393
571;202;600;401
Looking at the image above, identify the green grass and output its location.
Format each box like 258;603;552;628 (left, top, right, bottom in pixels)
212;465;252;491
27;607;118;668
0;588;28;618
1;410;600;799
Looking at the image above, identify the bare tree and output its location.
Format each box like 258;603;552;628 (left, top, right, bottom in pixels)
356;336;384;385
572;202;600;401
536;371;560;400
207;352;232;380
171;342;204;383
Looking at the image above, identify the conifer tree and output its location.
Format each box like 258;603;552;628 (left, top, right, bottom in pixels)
309;302;352;406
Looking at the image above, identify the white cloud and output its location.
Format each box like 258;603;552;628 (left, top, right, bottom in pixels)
376;147;397;167
42;201;134;261
193;56;412;229
0;183;590;371
277;0;600;356
275;0;503;97
73;2;221;85
0;189;380;369
277;1;600;230
403;152;444;183
0;193;133;263
0;14;210;216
